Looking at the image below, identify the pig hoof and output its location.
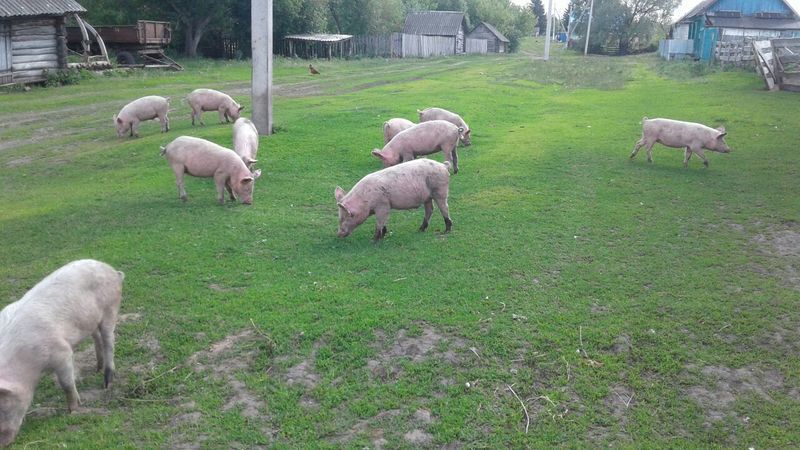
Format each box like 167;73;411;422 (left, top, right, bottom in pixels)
180;196;187;203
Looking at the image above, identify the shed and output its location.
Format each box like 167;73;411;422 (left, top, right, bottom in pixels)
0;0;86;85
403;11;467;54
673;0;800;60
467;22;509;53
282;34;353;59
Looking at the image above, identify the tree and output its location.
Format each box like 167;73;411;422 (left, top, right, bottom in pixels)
530;0;546;34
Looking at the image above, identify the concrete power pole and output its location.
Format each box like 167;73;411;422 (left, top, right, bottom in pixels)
584;0;595;56
251;0;273;135
543;0;553;60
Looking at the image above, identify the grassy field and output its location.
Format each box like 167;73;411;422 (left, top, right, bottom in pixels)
1;38;799;448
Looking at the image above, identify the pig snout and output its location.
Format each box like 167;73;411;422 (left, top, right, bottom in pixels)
0;426;19;448
337;227;350;238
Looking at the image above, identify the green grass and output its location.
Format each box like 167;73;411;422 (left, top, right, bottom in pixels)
1;38;799;448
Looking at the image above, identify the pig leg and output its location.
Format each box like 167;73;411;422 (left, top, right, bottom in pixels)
433;194;452;233
131;120;140;138
373;206;390;240
645;141;656;163
92;330;104;372
53;344;81;412
214;174;228;204
225;181;236;202
452;148;459;174
159;112;169;132
683;147;692;167
219;108;227;124
419;199;433;232
692;147;709;167
171;163;188;202
98;322;116;388
630;138;645;159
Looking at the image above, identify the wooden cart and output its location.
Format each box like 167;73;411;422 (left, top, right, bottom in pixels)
67;18;182;71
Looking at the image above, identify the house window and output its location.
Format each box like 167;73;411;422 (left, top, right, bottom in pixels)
0;21;11;75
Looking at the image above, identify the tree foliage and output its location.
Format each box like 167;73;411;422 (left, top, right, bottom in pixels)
78;0;536;57
565;0;677;54
530;0;546;33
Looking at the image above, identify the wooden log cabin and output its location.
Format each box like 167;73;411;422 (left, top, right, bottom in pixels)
0;0;86;85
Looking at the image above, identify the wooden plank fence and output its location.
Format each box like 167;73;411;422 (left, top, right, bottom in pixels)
752;40;776;90
401;34;454;58
771;38;800;91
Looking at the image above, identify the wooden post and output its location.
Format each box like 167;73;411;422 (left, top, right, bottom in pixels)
251;0;273;135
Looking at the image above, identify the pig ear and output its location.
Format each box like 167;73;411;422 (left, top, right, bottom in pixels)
716;125;726;133
337;202;354;217
334;186;346;201
241;177;253;184
116;117;123;124
371;150;385;160
717;132;727;139
251;169;262;179
238;106;245;112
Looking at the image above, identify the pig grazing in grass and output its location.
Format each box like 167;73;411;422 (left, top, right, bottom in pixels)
372;120;464;174
630;117;731;168
418;107;471;146
160;136;261;205
232;117;259;168
0;259;124;448
383;118;415;144
114;95;170;138
335;158;452;241
187;88;244;126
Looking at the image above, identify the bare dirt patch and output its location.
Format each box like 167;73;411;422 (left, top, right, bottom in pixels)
684;363;791;425
367;325;466;381
749;223;800;290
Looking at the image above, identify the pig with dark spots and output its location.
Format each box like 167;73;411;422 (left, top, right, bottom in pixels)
160;136;261;205
335;158;453;241
631;117;731;168
114;95;170;138
383;118;415;144
187;88;244;126
0;260;124;448
371;120;464;174
417;107;471;146
232;117;260;168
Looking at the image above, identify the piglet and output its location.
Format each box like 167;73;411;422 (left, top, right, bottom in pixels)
160;136;261;205
0;259;124;448
372;120;464;174
631;117;731;167
114;95;170;138
186;88;244;126
335;158;452;240
232;117;259;168
418;107;471;146
383;118;415;144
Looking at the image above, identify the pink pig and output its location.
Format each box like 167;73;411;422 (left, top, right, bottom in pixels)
383;118;415;144
232;117;259;168
335;158;453;240
418;107;471;146
371;120;464;174
186;88;244;126
160;136;261;205
114;95;170;138
631;117;731;167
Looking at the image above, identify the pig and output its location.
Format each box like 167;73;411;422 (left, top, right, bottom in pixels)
114;95;170;138
0;259;124;447
383;118;415;144
630;117;731;168
232;117;259;168
186;88;244;126
371;120;464;174
418;107;471;146
160;136;262;205
335;158;453;241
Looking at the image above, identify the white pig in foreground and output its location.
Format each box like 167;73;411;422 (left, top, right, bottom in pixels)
335;158;452;240
418;107;471;146
232;117;259;168
0;259;124;448
372;120;464;174
186;88;244;126
160;136;261;205
630;117;731;167
114;95;170;138
383;118;415;144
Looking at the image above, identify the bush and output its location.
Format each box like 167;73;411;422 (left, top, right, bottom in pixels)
42;67;93;87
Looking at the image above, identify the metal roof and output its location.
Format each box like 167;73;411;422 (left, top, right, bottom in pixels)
475;21;509;42
283;34;353;42
676;0;800;24
403;11;465;36
708;16;800;29
0;0;86;17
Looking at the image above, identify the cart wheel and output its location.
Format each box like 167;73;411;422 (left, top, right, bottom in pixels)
117;51;136;65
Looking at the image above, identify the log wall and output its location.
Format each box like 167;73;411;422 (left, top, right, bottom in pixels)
5;17;67;84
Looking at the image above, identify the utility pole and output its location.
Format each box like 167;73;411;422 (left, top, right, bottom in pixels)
251;0;273;135
584;0;595;56
543;0;553;60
